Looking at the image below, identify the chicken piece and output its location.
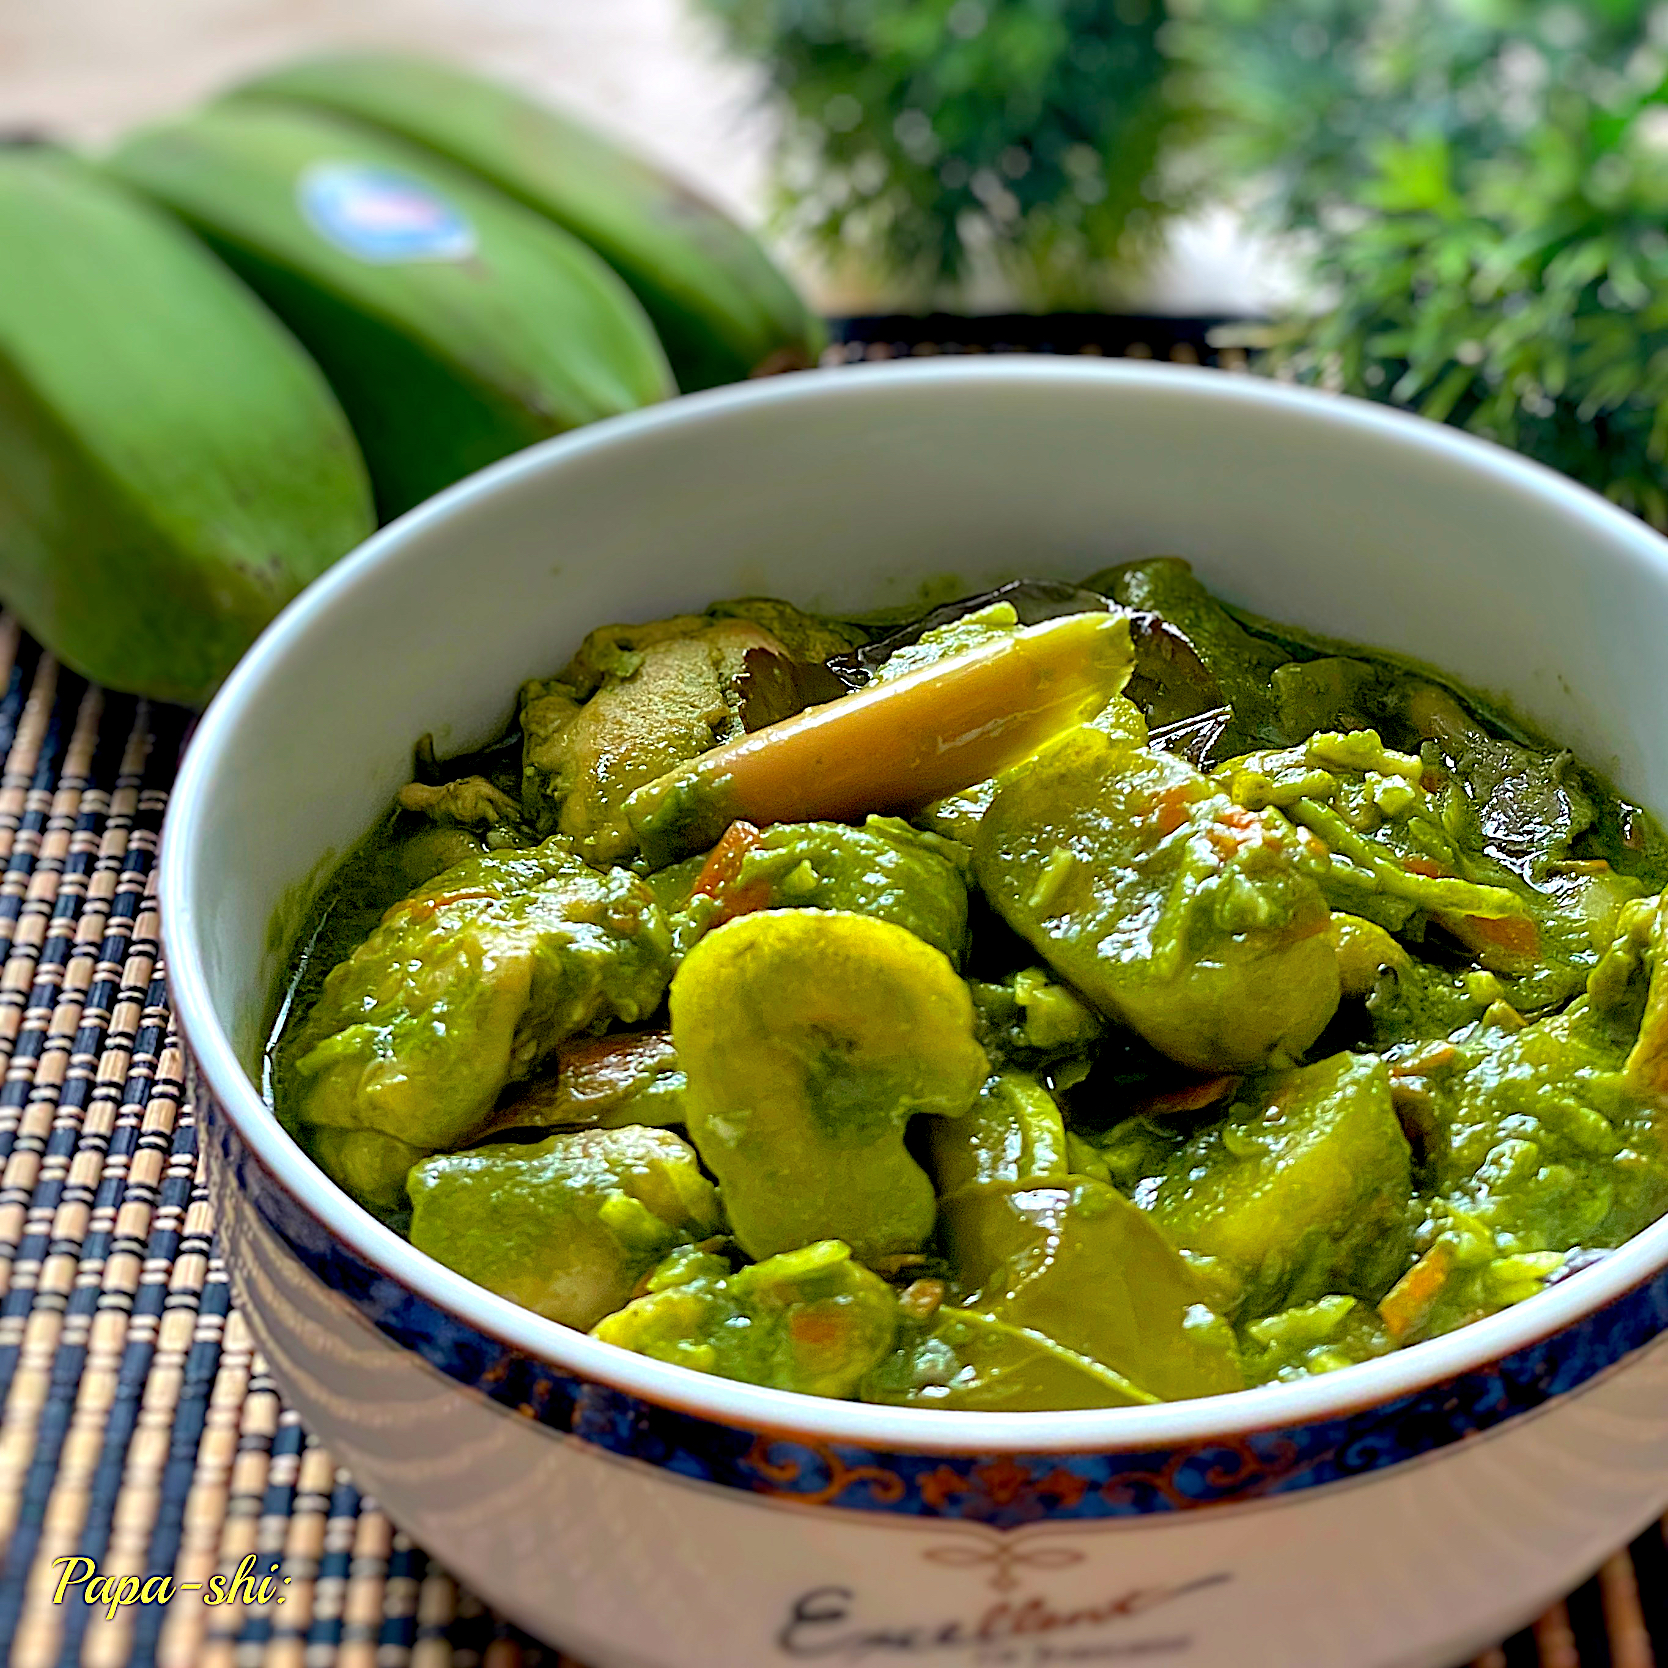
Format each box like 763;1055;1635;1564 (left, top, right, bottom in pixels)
397;776;523;832
485;1030;685;1135
595;1240;898;1398
285;837;674;1212
522;612;841;863
680;815;971;963
409;1127;721;1330
976;721;1340;1073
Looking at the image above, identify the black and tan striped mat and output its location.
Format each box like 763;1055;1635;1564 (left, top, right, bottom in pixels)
2;324;1665;1667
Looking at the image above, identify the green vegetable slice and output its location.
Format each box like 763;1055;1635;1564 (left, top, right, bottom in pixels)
671;909;987;1261
977;722;1339;1072
595;1240;899;1398
409;1126;721;1329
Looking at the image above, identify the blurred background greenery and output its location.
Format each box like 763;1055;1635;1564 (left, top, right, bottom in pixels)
699;0;1188;306
7;0;1666;526
1189;0;1668;528
705;0;1668;523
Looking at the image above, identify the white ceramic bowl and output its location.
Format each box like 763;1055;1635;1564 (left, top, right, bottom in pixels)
163;360;1668;1668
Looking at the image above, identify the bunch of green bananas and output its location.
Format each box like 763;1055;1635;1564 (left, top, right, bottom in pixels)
0;56;824;706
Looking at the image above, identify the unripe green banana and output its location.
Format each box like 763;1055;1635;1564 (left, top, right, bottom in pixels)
0;146;374;706
236;53;826;392
107;102;676;519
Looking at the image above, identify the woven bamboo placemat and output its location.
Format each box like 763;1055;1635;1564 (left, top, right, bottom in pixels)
0;327;1664;1668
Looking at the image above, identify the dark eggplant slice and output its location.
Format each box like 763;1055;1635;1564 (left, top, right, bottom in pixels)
1121;614;1226;730
734;645;850;731
412;728;525;794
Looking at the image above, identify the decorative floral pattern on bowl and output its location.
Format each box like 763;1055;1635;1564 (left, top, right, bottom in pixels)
200;1069;1668;1529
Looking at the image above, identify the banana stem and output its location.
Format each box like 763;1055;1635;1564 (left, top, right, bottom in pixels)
625;611;1134;866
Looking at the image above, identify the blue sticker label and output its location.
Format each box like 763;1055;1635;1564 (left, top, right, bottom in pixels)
297;162;477;264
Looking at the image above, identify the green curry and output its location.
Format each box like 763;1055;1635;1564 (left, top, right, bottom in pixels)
268;561;1668;1405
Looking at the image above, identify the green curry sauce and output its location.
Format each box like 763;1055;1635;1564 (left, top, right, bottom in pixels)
267;561;1668;1407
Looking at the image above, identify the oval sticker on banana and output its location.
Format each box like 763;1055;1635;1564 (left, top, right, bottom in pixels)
298;162;478;263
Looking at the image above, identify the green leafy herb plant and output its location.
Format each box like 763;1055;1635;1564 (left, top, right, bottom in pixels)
1184;0;1668;526
699;0;1191;306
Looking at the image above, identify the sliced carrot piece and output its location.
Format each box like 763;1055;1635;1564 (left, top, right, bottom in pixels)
1378;1242;1455;1343
1149;783;1198;837
1448;911;1540;961
689;821;773;923
691;820;763;896
1205;803;1268;860
1390;1042;1457;1078
1133;1074;1241;1118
